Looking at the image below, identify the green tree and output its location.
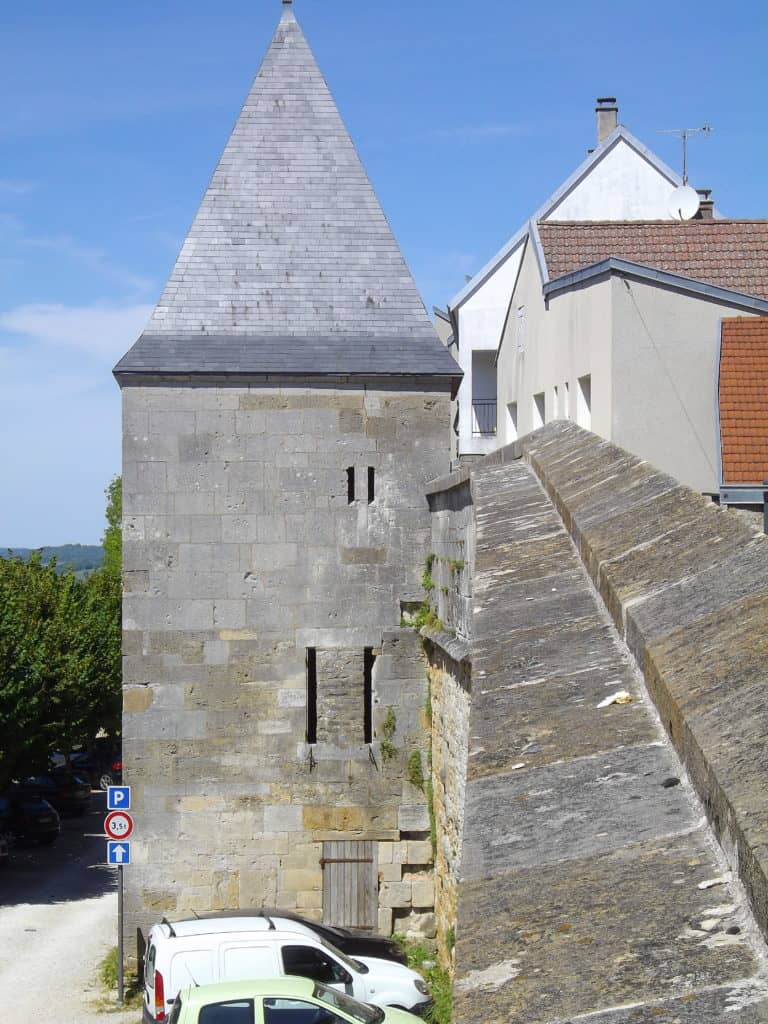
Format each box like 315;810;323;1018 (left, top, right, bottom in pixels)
0;481;122;789
102;476;122;577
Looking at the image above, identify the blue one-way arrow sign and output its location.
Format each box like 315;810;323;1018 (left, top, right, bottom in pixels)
107;841;131;866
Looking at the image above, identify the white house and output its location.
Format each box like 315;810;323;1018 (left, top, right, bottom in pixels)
445;99;689;460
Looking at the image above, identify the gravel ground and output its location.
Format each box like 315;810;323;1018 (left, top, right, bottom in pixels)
0;891;139;1023
0;791;141;1023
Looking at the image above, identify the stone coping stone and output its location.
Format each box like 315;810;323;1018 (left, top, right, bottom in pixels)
518;422;768;940
462;744;699;879
420;627;470;664
467;671;655;780
455;831;761;1024
546;983;768;1023
425;464;472;497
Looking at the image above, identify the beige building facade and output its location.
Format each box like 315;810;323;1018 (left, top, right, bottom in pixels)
496;221;768;495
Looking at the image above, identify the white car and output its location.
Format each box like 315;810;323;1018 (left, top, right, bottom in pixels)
143;915;431;1024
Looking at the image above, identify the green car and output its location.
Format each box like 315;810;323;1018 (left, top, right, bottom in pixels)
167;976;423;1024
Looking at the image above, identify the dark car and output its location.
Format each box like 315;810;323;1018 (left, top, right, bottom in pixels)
67;750;123;791
190;909;408;965
0;793;61;845
52;738;122;791
16;768;92;816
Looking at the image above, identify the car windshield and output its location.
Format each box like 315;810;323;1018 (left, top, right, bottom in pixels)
313;984;384;1024
315;936;363;974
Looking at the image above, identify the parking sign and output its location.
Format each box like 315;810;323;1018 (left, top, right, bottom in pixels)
107;786;131;811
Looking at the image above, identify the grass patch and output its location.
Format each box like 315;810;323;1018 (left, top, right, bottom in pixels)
96;946;143;1013
395;938;452;1024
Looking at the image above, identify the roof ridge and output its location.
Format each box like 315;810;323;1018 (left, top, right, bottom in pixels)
540;219;768;226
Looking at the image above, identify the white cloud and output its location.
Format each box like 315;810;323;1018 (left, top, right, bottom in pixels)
0;302;153;360
0;303;147;545
0;179;35;195
428;122;533;143
23;234;155;294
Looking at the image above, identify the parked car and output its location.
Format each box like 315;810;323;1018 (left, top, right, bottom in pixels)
167;977;420;1024
192;911;407;966
51;739;122;791
0;793;61;845
15;768;91;816
68;750;122;791
143;916;431;1024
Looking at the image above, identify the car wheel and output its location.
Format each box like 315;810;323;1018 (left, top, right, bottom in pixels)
99;772;114;791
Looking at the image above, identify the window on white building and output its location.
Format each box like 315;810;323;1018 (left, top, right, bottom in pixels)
532;392;545;429
577;374;592;429
516;306;526;353
553;384;559;418
563;381;570;419
507;401;518;441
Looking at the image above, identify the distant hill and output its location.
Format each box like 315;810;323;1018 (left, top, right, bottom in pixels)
2;544;105;576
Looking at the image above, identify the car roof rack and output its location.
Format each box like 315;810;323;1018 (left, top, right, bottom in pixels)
161;916;177;938
182;908;279;928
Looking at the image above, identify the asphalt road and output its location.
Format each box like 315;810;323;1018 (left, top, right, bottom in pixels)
0;790;140;1023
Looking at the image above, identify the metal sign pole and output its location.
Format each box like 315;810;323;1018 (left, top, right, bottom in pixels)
118;864;124;1006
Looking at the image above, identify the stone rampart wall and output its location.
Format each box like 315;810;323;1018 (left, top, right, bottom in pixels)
503;422;768;942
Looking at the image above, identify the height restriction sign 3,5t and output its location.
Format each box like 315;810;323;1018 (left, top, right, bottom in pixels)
104;810;134;840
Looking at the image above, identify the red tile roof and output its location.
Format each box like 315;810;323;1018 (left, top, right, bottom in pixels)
538;221;768;300
720;318;768;484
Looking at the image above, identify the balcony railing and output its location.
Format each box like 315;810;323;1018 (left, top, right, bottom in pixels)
472;400;497;436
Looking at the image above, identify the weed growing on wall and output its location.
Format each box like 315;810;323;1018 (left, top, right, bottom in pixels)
421;553;436;592
380;707;398;762
407;750;425;791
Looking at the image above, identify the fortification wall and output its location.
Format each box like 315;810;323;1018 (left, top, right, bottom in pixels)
427;422;768;1022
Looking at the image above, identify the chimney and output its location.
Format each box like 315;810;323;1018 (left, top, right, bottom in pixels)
697;188;715;220
596;97;618;145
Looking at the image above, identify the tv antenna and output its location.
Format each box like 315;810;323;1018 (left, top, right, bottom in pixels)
657;125;712;185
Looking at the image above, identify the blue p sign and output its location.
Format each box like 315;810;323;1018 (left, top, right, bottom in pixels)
107;786;131;811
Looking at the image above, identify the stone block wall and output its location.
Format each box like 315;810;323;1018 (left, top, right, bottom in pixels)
120;383;449;951
425;469;474;641
414;467;476;964
426;646;470;965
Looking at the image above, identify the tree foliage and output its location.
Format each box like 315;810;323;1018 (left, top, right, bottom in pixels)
0;479;122;789
102;477;122;577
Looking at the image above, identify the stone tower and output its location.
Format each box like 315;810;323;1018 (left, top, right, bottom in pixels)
114;1;460;948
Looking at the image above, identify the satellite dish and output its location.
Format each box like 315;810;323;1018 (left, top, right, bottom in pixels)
667;184;700;220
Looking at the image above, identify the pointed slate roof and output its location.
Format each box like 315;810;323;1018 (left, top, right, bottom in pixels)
115;3;458;383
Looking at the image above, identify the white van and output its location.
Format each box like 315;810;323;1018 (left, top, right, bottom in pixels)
142;915;431;1024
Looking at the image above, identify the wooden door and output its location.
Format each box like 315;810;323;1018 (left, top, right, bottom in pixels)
321;840;378;930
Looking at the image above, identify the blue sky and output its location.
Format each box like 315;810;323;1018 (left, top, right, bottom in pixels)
1;0;767;546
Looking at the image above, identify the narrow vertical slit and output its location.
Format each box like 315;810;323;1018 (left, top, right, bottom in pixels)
347;466;355;504
367;466;375;504
306;647;317;744
363;647;374;744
